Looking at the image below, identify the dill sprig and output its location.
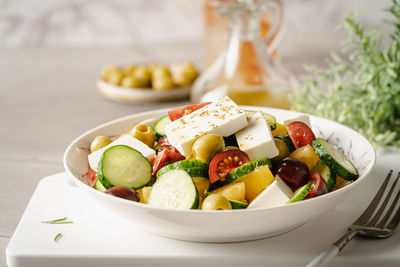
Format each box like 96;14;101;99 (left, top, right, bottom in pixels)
291;0;400;148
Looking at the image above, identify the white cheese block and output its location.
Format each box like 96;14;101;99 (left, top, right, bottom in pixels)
235;111;279;160
165;96;248;157
88;135;156;171
248;176;293;209
284;114;311;128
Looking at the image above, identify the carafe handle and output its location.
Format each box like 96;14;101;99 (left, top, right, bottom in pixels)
263;0;284;55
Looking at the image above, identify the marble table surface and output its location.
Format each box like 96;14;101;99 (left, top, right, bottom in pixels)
0;42;329;266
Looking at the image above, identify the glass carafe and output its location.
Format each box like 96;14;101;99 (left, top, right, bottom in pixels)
192;0;296;109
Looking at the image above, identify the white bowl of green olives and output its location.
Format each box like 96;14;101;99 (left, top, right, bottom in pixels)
98;63;198;103
63;106;375;242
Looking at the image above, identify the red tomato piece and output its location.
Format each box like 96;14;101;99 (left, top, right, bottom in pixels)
286;121;316;148
209;150;251;183
88;165;97;187
157;136;177;152
168;102;211;121
306;172;329;199
152;149;185;177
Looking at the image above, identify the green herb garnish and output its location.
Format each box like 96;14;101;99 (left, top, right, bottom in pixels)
41;217;73;224
54;233;63;242
291;0;400;148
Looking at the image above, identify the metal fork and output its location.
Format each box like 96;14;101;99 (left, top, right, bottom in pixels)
307;170;400;267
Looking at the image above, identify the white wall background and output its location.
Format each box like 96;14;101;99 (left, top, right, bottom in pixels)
0;0;392;48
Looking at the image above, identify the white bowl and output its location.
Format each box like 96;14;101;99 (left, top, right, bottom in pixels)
63;107;375;243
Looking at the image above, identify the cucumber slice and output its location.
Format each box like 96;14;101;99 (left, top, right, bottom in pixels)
229;200;249;209
287;183;311;204
275;134;295;153
245;110;276;130
157;166;208;179
227;158;272;183
263;113;277;130
312;160;336;192
271;138;290;162
156;159;209;178
312;138;359;180
153;115;171;138
148;170;199;209
94;178;107;192
98;145;152;189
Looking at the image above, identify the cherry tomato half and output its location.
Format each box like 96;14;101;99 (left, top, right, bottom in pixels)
88;165;97;187
209;150;250;183
306;172;329;199
286;121;316;148
168;102;211;121
152;149;185;177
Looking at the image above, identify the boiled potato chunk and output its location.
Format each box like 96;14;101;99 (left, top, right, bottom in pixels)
212;181;246;202
238;165;275;202
289;145;320;171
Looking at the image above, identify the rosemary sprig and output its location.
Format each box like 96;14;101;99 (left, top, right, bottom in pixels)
291;0;400;148
41;217;73;224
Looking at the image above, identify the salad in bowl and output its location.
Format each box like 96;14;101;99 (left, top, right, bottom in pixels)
64;96;375;242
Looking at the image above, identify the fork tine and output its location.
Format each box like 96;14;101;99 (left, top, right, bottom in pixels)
369;172;400;226
378;188;400;229
376;171;400;228
353;170;393;225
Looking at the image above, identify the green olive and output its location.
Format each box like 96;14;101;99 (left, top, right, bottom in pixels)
132;67;151;87
192;134;225;163
130;124;155;148
101;65;119;82
151;66;171;78
202;194;232;210
170;62;199;87
90;136;112;153
122;65;136;75
152;75;175;91
107;69;124;85
121;76;142;88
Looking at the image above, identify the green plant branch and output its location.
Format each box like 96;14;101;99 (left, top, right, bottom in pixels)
291;0;400;148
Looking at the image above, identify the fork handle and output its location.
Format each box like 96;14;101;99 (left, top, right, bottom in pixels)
306;230;359;267
306;245;339;267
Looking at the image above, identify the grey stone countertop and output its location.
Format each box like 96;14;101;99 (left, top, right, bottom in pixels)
0;41;329;266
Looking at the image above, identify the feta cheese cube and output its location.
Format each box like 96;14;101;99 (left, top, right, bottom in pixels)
248;176;293;209
88;135;156;171
235;111;279;160
165;96;248;157
284;114;311;128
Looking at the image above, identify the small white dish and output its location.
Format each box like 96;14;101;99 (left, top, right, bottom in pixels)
97;80;190;103
63;106;375;242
